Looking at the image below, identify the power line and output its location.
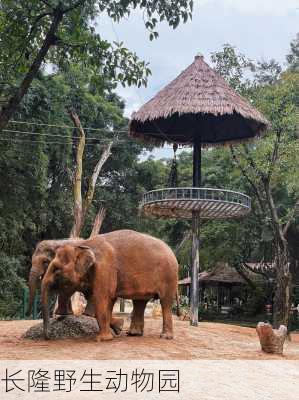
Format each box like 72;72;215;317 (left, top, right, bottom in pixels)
0;137;113;147
10;120;128;133
2;128;185;148
0;136;176;149
3;128;121;142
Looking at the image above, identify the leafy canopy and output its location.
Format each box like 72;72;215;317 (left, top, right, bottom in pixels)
0;0;193;88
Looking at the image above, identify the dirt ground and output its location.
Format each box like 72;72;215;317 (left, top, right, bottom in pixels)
0;316;299;360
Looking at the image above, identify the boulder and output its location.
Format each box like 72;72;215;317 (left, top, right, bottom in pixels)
23;315;99;340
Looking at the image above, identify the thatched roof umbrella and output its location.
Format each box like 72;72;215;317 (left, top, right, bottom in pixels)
129;55;269;147
129;55;269;326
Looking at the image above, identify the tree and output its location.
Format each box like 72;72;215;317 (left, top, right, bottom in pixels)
211;44;299;327
0;0;193;131
68;110;112;238
0;65;144;316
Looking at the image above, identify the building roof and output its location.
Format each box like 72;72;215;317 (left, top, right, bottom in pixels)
129;55;269;146
178;262;246;285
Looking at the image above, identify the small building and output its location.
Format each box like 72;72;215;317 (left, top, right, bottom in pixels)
179;261;299;313
179;262;247;312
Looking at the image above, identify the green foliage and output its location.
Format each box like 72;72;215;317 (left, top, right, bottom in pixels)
0;66;146;316
0;0;193;90
211;44;254;92
0;254;25;318
139;39;299;286
0;27;298;320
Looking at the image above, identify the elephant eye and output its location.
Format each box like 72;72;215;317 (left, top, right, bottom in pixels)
43;260;49;268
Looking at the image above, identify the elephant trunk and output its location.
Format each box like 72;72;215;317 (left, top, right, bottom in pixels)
41;279;51;340
27;268;43;316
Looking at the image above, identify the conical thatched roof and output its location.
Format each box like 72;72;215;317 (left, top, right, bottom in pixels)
129;55;269;146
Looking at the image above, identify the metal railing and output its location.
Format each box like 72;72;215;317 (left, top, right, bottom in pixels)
142;187;251;209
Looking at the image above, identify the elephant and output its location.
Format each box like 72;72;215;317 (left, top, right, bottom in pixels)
41;229;179;341
28;238;123;334
28;239;86;317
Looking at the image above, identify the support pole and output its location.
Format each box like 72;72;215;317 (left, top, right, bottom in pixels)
193;135;202;187
191;210;200;325
190;134;202;326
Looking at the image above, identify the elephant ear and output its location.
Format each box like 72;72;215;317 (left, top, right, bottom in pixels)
74;246;96;276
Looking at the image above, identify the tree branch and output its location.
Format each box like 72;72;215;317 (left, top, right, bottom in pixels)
232;262;257;289
266;129;282;181
242;262;274;280
62;0;87;14
263;178;287;248
283;199;299;236
174;231;191;256
69;110;85;238
69;111;112;238
243;144;266;181
82;142;113;216
89;207;106;238
0;6;64;131
28;12;52;39
230;145;266;213
40;0;52;8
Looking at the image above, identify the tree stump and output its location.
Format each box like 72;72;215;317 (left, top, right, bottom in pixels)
71;292;87;316
256;322;288;354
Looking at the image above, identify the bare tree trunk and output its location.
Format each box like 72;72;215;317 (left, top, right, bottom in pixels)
69;111;85;238
67;111;112;315
83;143;112;216
69;110;112;238
273;247;292;328
263;181;292;328
89;207;106;238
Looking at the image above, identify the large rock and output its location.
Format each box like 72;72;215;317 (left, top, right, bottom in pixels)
24;315;99;340
256;322;288;354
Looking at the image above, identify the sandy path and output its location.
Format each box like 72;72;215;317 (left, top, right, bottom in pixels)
0;317;298;360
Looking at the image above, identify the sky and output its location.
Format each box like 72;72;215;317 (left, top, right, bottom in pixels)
97;0;299;159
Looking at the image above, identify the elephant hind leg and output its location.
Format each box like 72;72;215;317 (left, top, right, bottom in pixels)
160;297;174;340
128;300;147;336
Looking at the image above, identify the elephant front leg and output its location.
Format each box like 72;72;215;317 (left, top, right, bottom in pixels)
94;297;114;342
128;300;147;336
55;294;73;316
